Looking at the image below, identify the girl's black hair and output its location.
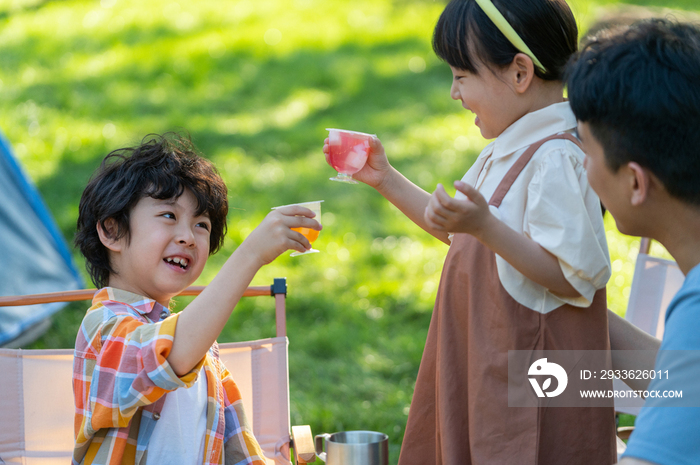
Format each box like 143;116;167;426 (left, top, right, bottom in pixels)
433;0;578;81
75;133;229;288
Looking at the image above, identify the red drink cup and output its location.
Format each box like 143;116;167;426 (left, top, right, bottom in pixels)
326;128;375;184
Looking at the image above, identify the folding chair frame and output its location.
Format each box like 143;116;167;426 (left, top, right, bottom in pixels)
0;278;316;465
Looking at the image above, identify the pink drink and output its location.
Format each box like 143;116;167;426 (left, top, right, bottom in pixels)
327;128;374;183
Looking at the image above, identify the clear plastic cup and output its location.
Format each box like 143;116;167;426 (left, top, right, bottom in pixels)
326;128;375;184
272;200;323;256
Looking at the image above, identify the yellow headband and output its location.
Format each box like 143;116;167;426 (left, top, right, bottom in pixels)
474;0;546;73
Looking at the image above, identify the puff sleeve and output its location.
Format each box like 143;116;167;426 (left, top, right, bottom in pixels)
524;144;611;307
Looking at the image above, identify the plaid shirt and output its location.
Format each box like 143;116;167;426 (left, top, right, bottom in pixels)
72;288;266;465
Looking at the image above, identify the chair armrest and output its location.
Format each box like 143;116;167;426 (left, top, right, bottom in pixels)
291;425;316;464
617;426;635;441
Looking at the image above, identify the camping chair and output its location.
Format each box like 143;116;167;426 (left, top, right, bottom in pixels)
0;278;316;465
613;238;685;458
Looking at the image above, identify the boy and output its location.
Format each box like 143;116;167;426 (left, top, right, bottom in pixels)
566;18;700;465
72;133;321;465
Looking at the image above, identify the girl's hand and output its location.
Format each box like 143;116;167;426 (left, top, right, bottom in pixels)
424;181;494;238
323;136;392;189
241;206;322;266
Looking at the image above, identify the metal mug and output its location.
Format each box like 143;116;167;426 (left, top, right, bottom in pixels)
315;430;389;465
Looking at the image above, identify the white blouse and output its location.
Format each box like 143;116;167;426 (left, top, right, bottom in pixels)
453;102;611;314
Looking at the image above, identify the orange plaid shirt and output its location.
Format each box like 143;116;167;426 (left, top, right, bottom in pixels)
72;288;266;465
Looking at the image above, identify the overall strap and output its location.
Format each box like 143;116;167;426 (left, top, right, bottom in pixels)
488;133;581;208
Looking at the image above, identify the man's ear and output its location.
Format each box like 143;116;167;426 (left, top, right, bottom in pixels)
628;162;651;207
510;53;535;94
96;218;123;252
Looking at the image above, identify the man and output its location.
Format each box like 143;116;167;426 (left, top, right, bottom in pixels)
567;18;700;465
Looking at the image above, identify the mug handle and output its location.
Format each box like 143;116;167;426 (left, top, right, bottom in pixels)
314;433;331;462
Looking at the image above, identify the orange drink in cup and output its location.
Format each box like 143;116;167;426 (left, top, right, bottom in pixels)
272;200;323;256
293;225;320;244
326;128;375;184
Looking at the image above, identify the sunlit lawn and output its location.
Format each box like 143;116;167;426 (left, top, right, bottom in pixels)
1;0;696;462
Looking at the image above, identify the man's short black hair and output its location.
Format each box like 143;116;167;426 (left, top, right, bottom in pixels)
75;133;228;288
567;18;700;205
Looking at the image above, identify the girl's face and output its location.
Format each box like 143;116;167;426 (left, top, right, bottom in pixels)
449;64;519;140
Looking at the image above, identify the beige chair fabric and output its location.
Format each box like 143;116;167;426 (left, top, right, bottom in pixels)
0;348;74;465
613;251;685;416
623;253;685;340
219;337;291;465
0;337;291;465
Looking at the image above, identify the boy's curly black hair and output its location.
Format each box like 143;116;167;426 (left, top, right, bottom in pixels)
75;133;229;288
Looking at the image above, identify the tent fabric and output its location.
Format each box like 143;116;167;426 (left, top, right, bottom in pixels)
0;130;82;347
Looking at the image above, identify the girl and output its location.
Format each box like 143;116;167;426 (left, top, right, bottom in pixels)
324;0;615;463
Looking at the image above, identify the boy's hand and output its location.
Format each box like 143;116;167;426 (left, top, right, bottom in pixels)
424;181;494;238
323;136;392;189
241;206;322;266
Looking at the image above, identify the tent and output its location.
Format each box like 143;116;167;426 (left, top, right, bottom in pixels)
0;130;83;347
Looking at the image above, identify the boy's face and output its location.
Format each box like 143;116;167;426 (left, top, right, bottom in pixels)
105;188;211;306
578;121;639;236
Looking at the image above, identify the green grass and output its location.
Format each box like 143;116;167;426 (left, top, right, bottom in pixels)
1;0;696;463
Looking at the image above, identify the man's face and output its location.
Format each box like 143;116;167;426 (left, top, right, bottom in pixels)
578;121;638;236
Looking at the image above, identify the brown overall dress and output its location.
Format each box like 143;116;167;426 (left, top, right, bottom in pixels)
398;134;616;465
